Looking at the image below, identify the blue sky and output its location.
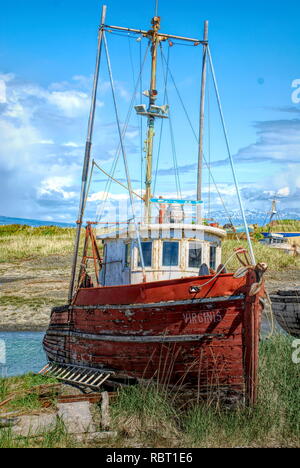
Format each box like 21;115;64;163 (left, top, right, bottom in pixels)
0;0;300;223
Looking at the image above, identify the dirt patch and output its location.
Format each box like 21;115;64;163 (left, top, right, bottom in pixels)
0;255;71;331
265;269;300;293
0;255;299;331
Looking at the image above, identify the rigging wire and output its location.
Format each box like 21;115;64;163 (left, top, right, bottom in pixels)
103;32;146;272
153;44;170;194
106;30;139;40
139;38;144;209
82;160;95;216
128;34;136;84
207;76;211;220
160;49;238;233
96;42;150;222
207;45;256;264
156;43;182;198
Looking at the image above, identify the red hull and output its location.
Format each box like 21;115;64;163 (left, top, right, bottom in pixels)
43;271;263;403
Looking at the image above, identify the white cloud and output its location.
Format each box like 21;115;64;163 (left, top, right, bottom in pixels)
47;90;90;118
38;176;76;200
0;80;6;103
88;191;130;202
277;186;290;197
36;139;55;145
62;141;82;148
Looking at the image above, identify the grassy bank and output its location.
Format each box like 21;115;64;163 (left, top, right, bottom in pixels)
222;239;300;271
261;219;300;233
1;224;299;272
0;335;299;448
0;225;76;263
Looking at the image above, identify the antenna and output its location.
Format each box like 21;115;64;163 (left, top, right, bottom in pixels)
155;0;159;17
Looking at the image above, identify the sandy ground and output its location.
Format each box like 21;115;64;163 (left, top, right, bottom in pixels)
0;255;71;331
0;255;299;331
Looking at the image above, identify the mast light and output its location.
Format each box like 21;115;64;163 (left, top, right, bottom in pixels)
135;104;169;118
134;104;147;113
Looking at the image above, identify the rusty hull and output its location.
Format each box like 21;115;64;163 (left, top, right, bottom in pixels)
43;271;263;404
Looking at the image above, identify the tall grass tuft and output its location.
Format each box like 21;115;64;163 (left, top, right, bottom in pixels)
111;384;180;445
183;334;300;447
110;335;300;448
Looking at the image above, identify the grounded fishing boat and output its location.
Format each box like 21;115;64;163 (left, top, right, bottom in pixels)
43;5;266;404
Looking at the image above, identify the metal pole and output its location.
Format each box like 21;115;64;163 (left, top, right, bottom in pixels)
104;24;206;44
197;20;208;224
145;16;160;223
68;5;107;302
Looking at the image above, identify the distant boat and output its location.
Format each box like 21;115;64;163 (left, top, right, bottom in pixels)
259;232;296;255
259;200;299;255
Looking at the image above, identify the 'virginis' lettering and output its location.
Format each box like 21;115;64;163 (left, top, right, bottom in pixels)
183;311;222;324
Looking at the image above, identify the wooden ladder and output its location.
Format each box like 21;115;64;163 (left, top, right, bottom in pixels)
39;363;114;391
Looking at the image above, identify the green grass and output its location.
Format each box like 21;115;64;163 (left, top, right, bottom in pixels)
262;219;300;233
1;223;299;272
222;239;300;271
111;385;180;446
0;225;83;263
110;335;300;448
0;419;75;449
0;337;299;448
0;225;75;237
183;335;300;447
0;295;65;309
0;373;58;413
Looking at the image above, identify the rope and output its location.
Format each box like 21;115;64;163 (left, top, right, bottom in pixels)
93;159;143;200
265;291;275;339
194;248;253;290
207;46;256;265
103;32;146;272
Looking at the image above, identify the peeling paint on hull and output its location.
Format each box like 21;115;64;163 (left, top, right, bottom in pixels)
43;272;264;404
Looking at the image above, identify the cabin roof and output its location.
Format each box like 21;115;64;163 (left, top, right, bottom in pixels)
96;223;226;240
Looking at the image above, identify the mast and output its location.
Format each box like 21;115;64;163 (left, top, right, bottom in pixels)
68;5;107;302
197;20;209;224
144;16;161;223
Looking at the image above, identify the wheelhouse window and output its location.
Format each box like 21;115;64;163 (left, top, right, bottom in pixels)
138;241;152;267
210;246;217;270
188;242;202;268
124;243;131;268
163;241;179;267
